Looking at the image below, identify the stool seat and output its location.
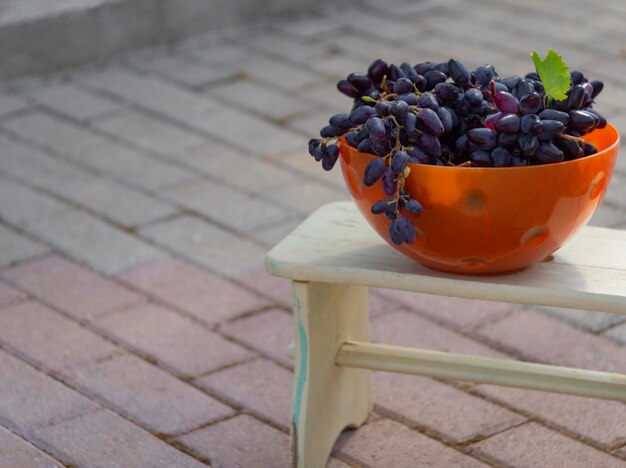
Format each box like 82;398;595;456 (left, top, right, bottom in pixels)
266;201;626;468
267;201;626;314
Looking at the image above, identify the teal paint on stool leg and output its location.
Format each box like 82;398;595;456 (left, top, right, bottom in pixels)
293;296;308;432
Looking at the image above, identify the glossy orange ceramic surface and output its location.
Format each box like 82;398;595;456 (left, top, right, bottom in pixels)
339;124;620;274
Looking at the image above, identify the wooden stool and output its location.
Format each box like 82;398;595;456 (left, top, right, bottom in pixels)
266;201;626;468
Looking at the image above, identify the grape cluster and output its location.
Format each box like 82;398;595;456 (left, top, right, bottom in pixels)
307;58;606;245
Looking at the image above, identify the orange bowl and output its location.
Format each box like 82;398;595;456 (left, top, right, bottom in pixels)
339;124;620;274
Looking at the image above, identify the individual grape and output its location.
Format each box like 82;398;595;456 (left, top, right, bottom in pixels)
349;105;375;125
474;64;496;86
471;150;492;166
322;144;339;170
448;59;471;86
525;72;540;81
406;145;428;163
538;109;569;125
356;125;369;141
583;142;598;156
493;82;508;93
510;155;530;166
366;117;386;137
417;92;438;111
406;199;423;214
345;131;359;147
394;77;414;94
424;70;447;89
363;158;387;186
389;216;415;244
497;132;519;147
320;125;345;138
391;151;409;173
464;88;483;107
532;80;545;94
347;73;372;93
491;147;512;167
468;128;497;150
519;92;541;115
391;100;409;119
494;114;520;133
538;119;565;140
312;145;325;162
518;134;540;157
405;112;417;136
367;59;389;85
389;64;404;81
534;142;564;164
436;107;454;133
568;110;596;131
520;114;543;134
308;138;319;156
371;198;393;215
337;79;361;99
434;82;461;101
357;138;372;154
375;101;391;117
414;61;437;75
569;84;586;110
513;79;533;99
382;168;396;195
570;70;585;85
555;137;582;160
493;91;520;114
417;131;442;157
584;108;607;128
417;108;445;137
501;76;521;90
435;62;449;75
369;136;389;156
400;62;419;83
590;80;604;99
398;93;419;105
329;113;351;129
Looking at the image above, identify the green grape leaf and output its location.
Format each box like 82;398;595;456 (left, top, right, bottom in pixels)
531;49;570;101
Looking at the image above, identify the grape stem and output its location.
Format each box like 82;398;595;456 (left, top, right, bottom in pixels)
558;133;585;143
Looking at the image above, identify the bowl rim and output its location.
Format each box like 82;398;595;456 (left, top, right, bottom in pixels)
340;123;620;172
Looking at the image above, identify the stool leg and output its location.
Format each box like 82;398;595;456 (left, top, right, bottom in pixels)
290;281;372;468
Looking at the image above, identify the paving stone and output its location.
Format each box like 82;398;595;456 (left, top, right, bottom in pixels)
92;302;254;377
181;40;252;65
195;358;292;429
475;384;626;449
604;322;626;345
0;175;69;226
0;300;120;373
0;94;30;116
290;82;350;114
235;267;293;307
219;309;293;367
2;113;194;190
335;418;487;467
372;310;509;359
0;425;62;468
139;215;266;276
24;83;122;120
308;53;376;81
287;109;337;135
118;257;269;326
237;30;332;64
249;217;305;248
375;289;517;331
469;422;623;468
93;109;207;155
207;80;315;120
176;141;296;192
129;52;238;87
475;309;626;372
23;209;166;275
605;173;626;210
0;134;176;227
267;149;347;189
263;180;348;214
177;414;290;468
233;56;324;92
65;353;234;435
276;15;347;38
162;178;289;232
374;372;525;444
0;280;27;307
0;350;97;434
32;409;204;468
0;223;48;267
537;305;626;333
2;255;145;321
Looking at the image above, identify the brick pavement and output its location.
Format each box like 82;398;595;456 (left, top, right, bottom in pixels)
1;0;626;465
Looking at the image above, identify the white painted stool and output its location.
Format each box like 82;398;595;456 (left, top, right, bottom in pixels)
265;201;626;468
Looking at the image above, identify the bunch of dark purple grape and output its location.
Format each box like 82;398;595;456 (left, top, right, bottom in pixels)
308;58;606;245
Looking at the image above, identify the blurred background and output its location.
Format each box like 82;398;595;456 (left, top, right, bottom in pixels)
1;0;626;466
